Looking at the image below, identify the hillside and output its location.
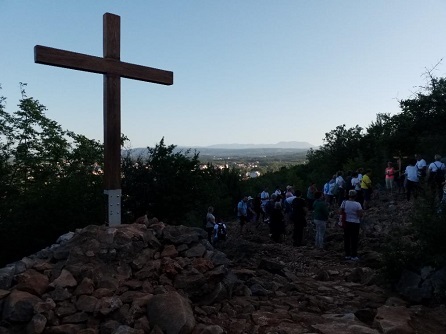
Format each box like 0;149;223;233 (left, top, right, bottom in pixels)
0;191;445;333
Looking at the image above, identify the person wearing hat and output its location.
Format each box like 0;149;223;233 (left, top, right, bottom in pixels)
341;190;364;261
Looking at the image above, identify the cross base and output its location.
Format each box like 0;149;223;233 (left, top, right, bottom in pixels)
104;189;121;226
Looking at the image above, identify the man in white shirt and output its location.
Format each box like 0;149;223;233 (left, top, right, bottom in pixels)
273;186;282;197
260;187;270;208
427;154;446;199
405;159;419;201
415;154;427;178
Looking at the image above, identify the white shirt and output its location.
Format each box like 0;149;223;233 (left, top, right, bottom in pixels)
206;213;216;228
285;195;296;204
336;176;345;188
405;165;419;182
428;161;445;173
260;191;269;205
351;177;361;191
416;159;427;170
341;200;362;224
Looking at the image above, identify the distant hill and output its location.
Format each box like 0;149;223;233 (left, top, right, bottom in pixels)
123;141;315;159
205;141;315;150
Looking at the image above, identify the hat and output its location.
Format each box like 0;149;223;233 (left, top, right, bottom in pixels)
247;196;253;200
348;190;357;197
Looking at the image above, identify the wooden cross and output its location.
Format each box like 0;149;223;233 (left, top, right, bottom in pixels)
393;153;408;177
34;13;173;226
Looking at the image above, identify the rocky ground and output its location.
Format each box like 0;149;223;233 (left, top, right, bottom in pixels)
211;192;446;333
0;192;445;333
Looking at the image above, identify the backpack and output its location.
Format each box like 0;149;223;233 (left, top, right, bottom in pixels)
323;182;329;194
216;223;227;241
433;162;445;183
332;182;339;196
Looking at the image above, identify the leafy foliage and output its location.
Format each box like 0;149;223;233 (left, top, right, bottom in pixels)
0;85;104;266
121;138;242;225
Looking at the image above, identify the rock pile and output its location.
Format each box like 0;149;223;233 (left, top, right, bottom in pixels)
0;193;445;333
0;221;234;333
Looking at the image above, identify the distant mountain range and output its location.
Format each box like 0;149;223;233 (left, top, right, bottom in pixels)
201;141;314;150
124;141;315;159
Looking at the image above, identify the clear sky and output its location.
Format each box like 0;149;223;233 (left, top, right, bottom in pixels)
1;1;446;148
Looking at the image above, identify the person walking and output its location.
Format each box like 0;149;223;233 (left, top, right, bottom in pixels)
342;190;364;261
427;154;446;200
360;169;373;209
335;171;346;206
306;181;317;210
405;159;420;201
253;194;263;226
205;206;216;243
385;162;398;194
269;201;285;243
237;196;248;234
290;190;308;247
313;191;329;249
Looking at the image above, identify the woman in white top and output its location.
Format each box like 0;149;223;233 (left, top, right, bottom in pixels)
341;190;363;261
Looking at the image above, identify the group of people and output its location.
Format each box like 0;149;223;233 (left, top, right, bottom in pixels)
206;153;446;260
381;154;446;203
322;168;373;210
237;186;328;247
236;184;362;260
237;186;315;248
318;168;374;260
234;163;390;261
404;154;446;202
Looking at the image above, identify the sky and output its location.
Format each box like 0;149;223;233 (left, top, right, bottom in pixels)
1;1;446;149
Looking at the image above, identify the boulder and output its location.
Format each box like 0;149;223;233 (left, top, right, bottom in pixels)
2;290;42;322
147;291;195;334
373;305;415;334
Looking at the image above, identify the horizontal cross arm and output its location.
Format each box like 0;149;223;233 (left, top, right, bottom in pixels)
34;45;173;85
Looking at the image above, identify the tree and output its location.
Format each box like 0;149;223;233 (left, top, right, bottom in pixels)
0;85;104;266
122;138;203;224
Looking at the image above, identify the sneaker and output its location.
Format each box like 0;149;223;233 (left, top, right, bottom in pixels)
351;256;360;261
344;256;351;260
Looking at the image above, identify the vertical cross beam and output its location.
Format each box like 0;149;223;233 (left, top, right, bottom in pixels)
103;14;122;225
34;13;173;226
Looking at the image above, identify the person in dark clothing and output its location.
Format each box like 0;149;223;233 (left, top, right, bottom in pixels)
263;193;277;224
253;195;263;226
269;201;285;242
290;190;308;247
